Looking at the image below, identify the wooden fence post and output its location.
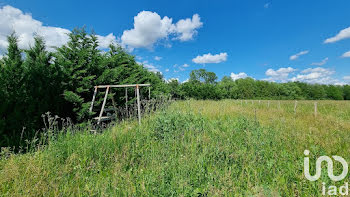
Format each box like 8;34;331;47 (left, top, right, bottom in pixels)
278;101;281;110
294;100;298;114
267;100;270;108
125;88;128;112
254;108;257;123
314;102;317;117
136;85;141;125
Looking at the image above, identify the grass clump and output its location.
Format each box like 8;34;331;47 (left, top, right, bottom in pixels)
152;111;206;140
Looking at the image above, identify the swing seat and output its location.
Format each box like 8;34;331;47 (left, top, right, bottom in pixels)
93;116;114;122
103;108;115;112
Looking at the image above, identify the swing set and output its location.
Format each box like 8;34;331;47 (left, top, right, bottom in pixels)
89;84;151;125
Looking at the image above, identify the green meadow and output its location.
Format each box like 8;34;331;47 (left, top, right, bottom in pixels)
1;100;350;196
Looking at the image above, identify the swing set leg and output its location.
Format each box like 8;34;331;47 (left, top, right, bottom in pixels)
97;86;110;125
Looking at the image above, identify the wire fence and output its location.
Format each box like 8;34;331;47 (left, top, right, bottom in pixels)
233;99;350;120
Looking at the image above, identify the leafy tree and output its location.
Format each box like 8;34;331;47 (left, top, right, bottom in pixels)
308;84;327;100
278;82;302;99
343;85;350;100
189;69;217;84
325;85;343;100
217;76;238;99
167;79;184;99
183;69;220;100
255;80;277;99
294;82;310;99
235;78;256;99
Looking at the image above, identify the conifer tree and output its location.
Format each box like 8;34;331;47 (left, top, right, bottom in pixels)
54;28;102;121
0;33;25;146
23;36;64;130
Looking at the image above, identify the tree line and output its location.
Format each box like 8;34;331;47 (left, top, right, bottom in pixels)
1;29;349;148
169;69;350;101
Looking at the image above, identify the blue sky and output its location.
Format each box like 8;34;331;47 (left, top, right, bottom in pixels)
0;0;350;84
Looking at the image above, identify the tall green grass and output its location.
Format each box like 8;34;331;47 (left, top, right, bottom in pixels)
1;100;350;196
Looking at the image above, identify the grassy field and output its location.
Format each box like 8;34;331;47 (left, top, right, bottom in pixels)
1;100;350;196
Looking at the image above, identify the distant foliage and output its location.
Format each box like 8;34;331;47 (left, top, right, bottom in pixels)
168;69;350;101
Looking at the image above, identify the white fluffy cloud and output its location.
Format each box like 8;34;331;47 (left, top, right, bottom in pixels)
166;78;179;83
291;67;337;84
230;72;248;80
121;11;202;49
343;76;350;81
0;5;69;51
137;60;160;73
192;52;227;64
179;67;185;71
166;78;189;84
121;11;173;49
174;14;202;41
324;27;350;43
311;57;328;66
0;5;117;53
144;64;160;73
182;78;189;83
154;56;162;61
172;63;188;72
300;67;334;74
342;51;350;58
96;33;117;49
265;67;296;82
289;50;309;60
264;66;342;84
